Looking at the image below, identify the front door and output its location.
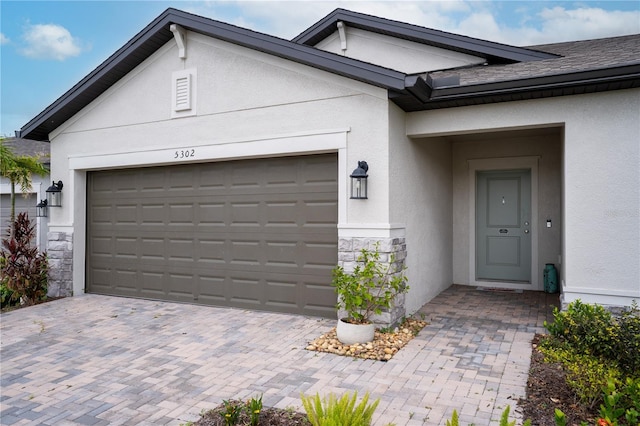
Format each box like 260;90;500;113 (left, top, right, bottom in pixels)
476;169;531;282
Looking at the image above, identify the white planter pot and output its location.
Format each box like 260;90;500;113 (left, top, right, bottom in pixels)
336;318;375;345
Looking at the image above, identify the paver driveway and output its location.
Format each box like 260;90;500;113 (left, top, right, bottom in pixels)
0;285;558;425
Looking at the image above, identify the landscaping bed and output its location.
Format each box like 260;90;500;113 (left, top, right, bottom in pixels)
305;318;427;361
518;334;596;425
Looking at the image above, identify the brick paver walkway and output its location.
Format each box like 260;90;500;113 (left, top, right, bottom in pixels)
0;285;558;425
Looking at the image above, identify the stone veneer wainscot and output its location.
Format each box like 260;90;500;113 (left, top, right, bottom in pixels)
337;237;408;327
47;231;73;297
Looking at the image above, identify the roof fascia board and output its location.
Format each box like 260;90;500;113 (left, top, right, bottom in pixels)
18;10;176;140
172;10;407;89
293;8;557;63
19;8;408;140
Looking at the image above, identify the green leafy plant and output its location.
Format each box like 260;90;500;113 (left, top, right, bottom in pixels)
246;394;263;426
498;405;516;426
300;391;379;426
332;243;408;324
444;406;527;426
445;409;459;426
598;377;640;426
1;275;18;309
554;408;567;426
0;213;48;306
220;399;242;426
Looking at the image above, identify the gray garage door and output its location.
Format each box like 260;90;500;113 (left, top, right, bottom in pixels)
86;154;338;318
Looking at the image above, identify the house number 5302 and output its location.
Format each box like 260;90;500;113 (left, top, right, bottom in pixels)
174;149;195;159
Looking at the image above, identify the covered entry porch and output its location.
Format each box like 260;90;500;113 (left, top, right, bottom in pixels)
395;119;563;314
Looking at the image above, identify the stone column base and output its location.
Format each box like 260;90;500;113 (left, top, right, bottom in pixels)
47;231;73;297
337;237;407;327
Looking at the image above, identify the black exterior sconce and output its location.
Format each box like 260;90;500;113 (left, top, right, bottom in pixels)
46;180;64;207
350;161;368;199
36;199;48;217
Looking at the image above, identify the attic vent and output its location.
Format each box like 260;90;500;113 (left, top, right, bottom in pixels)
171;69;196;118
174;74;191;111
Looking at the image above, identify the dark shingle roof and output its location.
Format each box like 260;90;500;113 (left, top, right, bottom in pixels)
430;34;640;86
415;34;640;110
1;138;50;164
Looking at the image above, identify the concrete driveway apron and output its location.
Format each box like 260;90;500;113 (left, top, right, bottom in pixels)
0;285;557;425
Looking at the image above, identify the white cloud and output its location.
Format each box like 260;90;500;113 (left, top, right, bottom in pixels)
19;23;83;61
533;7;640;43
0;33;9;45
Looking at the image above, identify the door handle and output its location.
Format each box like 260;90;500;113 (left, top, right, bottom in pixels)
524;229;529;234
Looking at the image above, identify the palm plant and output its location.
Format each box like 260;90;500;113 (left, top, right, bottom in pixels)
0;139;49;238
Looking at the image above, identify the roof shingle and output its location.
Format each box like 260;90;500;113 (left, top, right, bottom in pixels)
429;34;640;87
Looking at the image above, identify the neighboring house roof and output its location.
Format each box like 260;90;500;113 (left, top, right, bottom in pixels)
18;8;640;141
1;138;50;165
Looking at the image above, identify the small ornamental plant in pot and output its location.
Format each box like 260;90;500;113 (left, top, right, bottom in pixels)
332;243;408;345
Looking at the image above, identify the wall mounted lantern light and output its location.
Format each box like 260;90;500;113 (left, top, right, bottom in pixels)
36;199;48;218
46;180;64;208
350;161;368;199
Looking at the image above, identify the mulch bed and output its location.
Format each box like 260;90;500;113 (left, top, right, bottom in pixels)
305;318;428;361
518;334;596;425
193;402;310;426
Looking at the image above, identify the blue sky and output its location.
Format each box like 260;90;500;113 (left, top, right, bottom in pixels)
1;1;639;138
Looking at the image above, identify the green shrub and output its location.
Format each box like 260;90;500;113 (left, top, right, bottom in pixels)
300;391;379;426
0;213;48;305
614;303;640;375
544;300;617;359
544;300;640;379
1;276;18;309
332;243;408;324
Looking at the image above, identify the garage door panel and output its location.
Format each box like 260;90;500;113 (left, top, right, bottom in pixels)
140;271;165;294
197;274;226;300
197;202;226;225
90;205;113;224
167;273;196;300
87;154;338;318
265;279;298;307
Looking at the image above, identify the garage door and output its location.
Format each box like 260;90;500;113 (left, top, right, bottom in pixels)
86;154;338;318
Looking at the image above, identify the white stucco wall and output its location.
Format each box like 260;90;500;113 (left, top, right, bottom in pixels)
388;104;453;314
407;89;640;306
47;30;395;296
315;27;485;73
